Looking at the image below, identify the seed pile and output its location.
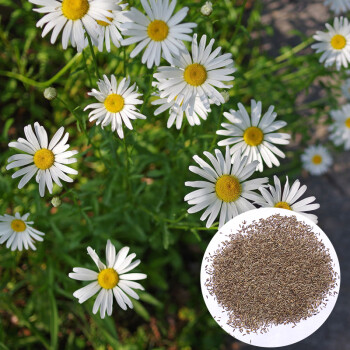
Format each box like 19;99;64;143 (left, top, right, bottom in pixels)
205;214;338;334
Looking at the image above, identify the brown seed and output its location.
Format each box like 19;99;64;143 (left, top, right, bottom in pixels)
205;214;338;334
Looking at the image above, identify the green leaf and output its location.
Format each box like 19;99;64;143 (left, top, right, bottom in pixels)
132;300;150;321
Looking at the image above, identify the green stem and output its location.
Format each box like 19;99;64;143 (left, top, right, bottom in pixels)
278;96;329;115
87;35;100;79
0;53;81;88
56;96;85;132
82;49;93;87
57;97;108;165
244;37;315;79
230;0;248;43
275;37;315;63
123;46;127;76
123;137;131;196
281;65;321;82
209;104;224;152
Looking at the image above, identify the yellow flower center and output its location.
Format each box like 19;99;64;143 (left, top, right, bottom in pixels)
215;175;242;202
33;149;55;170
274;202;292;210
330;34;346;50
104;94;125;113
345;117;350;128
243;126;264;146
11;219;26;232
184;63;207;86
311;155;323;165
147;20;169;41
61;0;90;21
98;268;119;289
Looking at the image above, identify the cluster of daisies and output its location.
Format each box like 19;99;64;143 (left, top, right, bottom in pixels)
4;0;346;319
2;121;146;317
305;8;350;176
184;99;321;229
30;0;235;135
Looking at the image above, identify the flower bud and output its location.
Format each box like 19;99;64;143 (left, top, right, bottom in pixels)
44;87;57;101
201;1;213;16
51;196;61;208
221;90;230;103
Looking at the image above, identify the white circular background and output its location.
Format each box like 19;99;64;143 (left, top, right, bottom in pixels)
200;208;341;348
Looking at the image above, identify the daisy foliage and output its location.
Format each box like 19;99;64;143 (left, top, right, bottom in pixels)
0;212;45;251
121;0;196;68
255;175;320;224
217;100;290;172
184;146;268;228
6;122;78;197
312;17;350;70
154;34;236;117
29;0;121;52
69;240;147;318
84;75;146;139
301;145;333;176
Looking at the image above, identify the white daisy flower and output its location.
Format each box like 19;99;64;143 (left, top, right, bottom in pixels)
341;78;350;100
0;212;45;251
69;239;147;318
151;91;211;129
311;17;350;71
29;0;120;52
154;34;235;117
184;146;268;228
255;175;320;224
96;1;129;52
6;122;78;197
84;75;146;139
217;100;290;172
329;103;350;149
324;0;350;14
301;145;333;176
121;0;196;69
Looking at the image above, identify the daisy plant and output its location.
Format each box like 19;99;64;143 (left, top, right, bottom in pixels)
184;146;268;228
7;122;78;197
255;175;320;224
69;240;147;318
0;213;45;251
29;0;120;52
121;0;196;68
217;100;290;172
312;17;350;71
154;34;236;116
84;75;147;139
301;145;333;176
329;103;350;150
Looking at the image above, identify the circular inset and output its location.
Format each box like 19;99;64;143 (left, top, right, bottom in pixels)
200;208;341;348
